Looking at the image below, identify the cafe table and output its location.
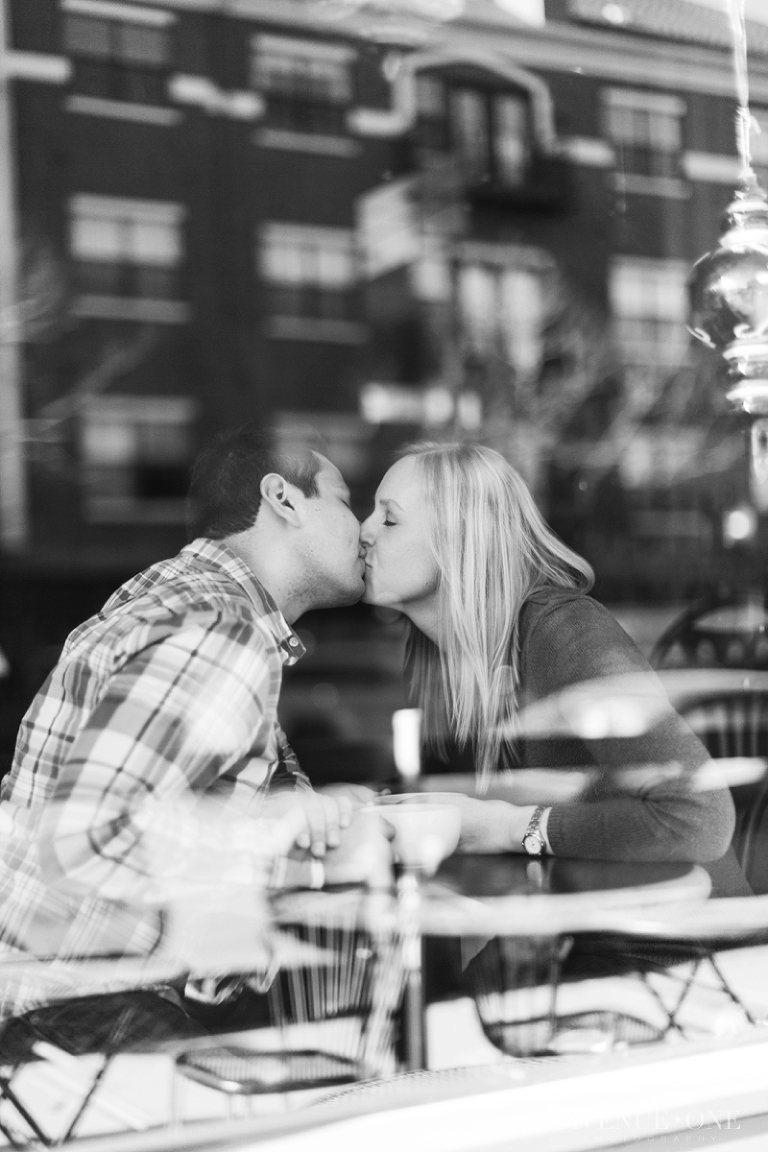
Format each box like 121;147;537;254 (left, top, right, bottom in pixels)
271;853;713;1071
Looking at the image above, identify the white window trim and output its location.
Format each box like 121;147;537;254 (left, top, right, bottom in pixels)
683;152;742;184
604;88;687;117
562;136;615;168
610;254;690;285
71;297;191;323
5;52;71;83
458;241;554;272
62;0;176;26
169;75;265;120
66;94;181;125
613;172;689;199
254;128;358;157
70;194;185;225
252;33;355;64
84;394;196;421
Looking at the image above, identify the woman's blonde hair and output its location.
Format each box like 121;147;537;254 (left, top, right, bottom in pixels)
402;441;594;788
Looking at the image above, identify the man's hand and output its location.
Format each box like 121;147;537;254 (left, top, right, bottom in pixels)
448;796;536;854
324;809;393;889
263;790;353;858
318;783;378;827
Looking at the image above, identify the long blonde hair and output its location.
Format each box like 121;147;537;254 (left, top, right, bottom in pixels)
403;441;594;789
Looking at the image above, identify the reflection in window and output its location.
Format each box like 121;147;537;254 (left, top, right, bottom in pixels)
610;257;689;396
251;34;354;137
415;71;529;187
458;261;543;379
604;88;685;183
451;89;491;181
751;107;768;190
69;195;185;300
63;7;172;105
259;223;357;321
80;395;196;522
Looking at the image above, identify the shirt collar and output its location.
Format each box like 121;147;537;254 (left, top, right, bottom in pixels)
182;538;306;664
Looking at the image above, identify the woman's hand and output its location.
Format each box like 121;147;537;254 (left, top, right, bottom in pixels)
452;796;539;854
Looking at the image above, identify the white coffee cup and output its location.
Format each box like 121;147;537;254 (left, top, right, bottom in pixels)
378;803;461;873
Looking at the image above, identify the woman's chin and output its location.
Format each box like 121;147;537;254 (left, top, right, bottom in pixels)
362;583;395;609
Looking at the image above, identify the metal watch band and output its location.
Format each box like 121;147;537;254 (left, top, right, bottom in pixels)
522;805;547;856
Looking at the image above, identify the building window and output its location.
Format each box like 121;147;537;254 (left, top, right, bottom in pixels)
69;195;184;301
63;2;173;106
457;259;544;379
259;223;357;321
251;34;354;137
415;70;529;187
604;89;685;190
80;395;196;522
610;257;689;393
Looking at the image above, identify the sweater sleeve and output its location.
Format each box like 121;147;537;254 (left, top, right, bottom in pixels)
523;595;735;863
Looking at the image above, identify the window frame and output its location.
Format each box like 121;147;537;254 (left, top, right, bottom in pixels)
604;88;687;190
251;34;355;139
259;222;358;323
609;256;691;398
414;69;531;189
79;394;197;524
63;8;173;107
69;195;186;304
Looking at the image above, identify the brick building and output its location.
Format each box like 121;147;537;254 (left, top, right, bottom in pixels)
1;0;767;697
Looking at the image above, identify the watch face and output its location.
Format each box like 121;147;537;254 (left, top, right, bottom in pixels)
523;832;544;856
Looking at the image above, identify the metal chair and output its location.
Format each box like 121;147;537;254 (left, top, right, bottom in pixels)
650;594;768;894
0;889;323;1142
172;887;406;1115
650;593;768;672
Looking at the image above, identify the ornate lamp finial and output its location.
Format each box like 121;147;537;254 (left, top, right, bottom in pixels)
687;0;768;414
687;178;768;414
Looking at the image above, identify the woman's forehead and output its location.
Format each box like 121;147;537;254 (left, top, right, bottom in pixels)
377;455;423;500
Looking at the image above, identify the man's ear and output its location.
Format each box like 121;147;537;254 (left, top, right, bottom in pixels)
260;473;302;526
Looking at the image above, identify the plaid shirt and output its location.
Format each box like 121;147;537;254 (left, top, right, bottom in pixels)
0;540;309;1010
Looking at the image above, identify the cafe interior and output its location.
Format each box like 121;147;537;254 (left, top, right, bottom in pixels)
5;0;768;1149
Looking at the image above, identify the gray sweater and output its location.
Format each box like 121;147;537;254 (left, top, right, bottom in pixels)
516;589;747;895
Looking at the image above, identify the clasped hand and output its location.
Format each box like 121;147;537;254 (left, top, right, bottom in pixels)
264;784;393;887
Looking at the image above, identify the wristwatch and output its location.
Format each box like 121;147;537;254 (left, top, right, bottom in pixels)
521;805;547;856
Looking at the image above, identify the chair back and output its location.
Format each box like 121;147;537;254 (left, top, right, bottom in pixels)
670;686;768;895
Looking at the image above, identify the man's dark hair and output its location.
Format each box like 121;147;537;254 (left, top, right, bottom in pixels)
187;423;323;540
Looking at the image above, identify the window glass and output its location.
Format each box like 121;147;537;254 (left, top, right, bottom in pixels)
63;13;111;56
69;198;184;299
70;216;123;261
64;12;171;104
117;23;169;67
80;397;196;521
416;74;445;118
605;90;685;180
495;95;528;186
251;35;353;134
610;258;690;392
260;223;356;320
451;88;491;180
752;106;768;184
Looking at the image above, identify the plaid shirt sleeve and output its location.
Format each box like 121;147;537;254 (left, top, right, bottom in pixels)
37;613;290;905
